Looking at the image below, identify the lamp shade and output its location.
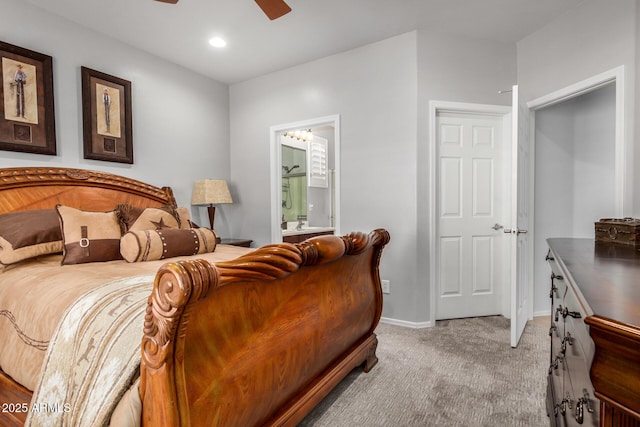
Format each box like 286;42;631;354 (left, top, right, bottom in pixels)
191;180;233;205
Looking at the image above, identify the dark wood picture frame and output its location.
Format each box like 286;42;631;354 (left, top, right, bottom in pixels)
81;66;133;164
0;41;56;155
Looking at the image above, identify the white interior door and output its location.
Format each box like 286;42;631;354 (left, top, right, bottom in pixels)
509;85;532;348
436;111;507;320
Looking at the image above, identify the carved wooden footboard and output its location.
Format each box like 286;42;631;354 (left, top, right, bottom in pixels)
140;229;390;427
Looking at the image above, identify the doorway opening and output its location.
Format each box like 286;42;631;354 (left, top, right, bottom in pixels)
429;101;513;324
529;68;625;315
269;115;341;243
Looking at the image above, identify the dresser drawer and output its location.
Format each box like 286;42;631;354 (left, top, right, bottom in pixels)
546;245;599;427
562;327;599;426
563;287;595;369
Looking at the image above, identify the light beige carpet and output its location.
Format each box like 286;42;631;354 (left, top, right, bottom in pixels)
300;316;549;427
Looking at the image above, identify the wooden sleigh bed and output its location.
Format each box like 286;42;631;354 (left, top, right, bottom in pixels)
0;167;389;427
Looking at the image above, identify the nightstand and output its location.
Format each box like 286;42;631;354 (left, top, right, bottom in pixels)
219;238;253;248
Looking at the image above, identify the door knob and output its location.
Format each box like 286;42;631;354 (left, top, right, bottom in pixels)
491;223;504;231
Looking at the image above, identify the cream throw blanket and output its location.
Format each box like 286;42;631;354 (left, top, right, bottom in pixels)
25;275;154;427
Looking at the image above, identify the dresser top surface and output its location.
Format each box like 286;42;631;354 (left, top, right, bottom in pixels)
547;238;640;330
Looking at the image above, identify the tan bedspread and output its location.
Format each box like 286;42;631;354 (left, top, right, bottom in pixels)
26;275;153;427
0;244;251;392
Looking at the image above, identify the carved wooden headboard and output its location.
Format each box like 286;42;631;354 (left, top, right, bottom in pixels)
0;167;176;214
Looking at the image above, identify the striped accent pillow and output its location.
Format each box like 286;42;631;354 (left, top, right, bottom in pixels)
120;228;217;263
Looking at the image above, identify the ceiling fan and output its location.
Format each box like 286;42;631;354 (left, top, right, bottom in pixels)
154;0;292;20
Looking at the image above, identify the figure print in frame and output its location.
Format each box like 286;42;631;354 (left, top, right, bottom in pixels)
97;85;121;138
0;41;56;155
81;66;132;164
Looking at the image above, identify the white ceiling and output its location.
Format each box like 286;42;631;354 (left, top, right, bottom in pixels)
24;0;584;84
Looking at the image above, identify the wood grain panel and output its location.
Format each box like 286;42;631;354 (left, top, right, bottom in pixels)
0;167;175;213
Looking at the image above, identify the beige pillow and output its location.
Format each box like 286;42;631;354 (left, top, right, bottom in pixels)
176;206;194;229
120;228;217;263
117;204;181;232
57;205;123;265
0;209;63;265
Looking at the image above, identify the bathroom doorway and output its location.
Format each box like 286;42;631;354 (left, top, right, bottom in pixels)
269;115;340;243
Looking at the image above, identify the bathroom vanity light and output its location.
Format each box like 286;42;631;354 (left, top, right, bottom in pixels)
284;129;313;142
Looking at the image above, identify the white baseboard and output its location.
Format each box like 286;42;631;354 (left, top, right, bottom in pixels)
381;312;550;329
533;309;551;318
380;317;432;329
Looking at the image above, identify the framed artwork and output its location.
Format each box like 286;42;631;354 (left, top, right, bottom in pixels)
0;41;56;155
81;66;133;164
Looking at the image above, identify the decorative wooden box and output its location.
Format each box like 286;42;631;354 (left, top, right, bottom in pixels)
595;218;640;248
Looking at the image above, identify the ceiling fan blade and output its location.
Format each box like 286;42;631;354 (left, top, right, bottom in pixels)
255;0;291;20
154;0;179;3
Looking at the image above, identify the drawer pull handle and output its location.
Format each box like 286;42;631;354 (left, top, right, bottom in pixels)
561;332;574;355
576;399;584;424
554;393;572;416
557;393;573;415
563;332;574;345
565;392;573;410
550;273;563;299
582;389;594;414
557;305;581;320
575;390;593;424
548;355;562;374
563;307;581;319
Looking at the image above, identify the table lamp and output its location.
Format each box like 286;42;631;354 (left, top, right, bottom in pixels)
191;179;233;229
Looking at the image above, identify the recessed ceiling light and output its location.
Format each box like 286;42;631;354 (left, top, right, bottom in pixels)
209;37;227;48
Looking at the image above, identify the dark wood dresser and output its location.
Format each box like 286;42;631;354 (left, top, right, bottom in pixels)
546;238;640;427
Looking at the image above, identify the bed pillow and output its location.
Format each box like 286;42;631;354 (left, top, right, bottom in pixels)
117;204;181;232
176;206;194;229
0;209;63;265
57;205;123;265
120;228;217;262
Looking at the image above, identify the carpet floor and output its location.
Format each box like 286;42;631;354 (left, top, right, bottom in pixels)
300;316;549;427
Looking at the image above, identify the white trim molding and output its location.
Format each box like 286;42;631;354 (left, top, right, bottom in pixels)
428;100;512;329
527;66;627;217
381;317;432;329
269;115;341;243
